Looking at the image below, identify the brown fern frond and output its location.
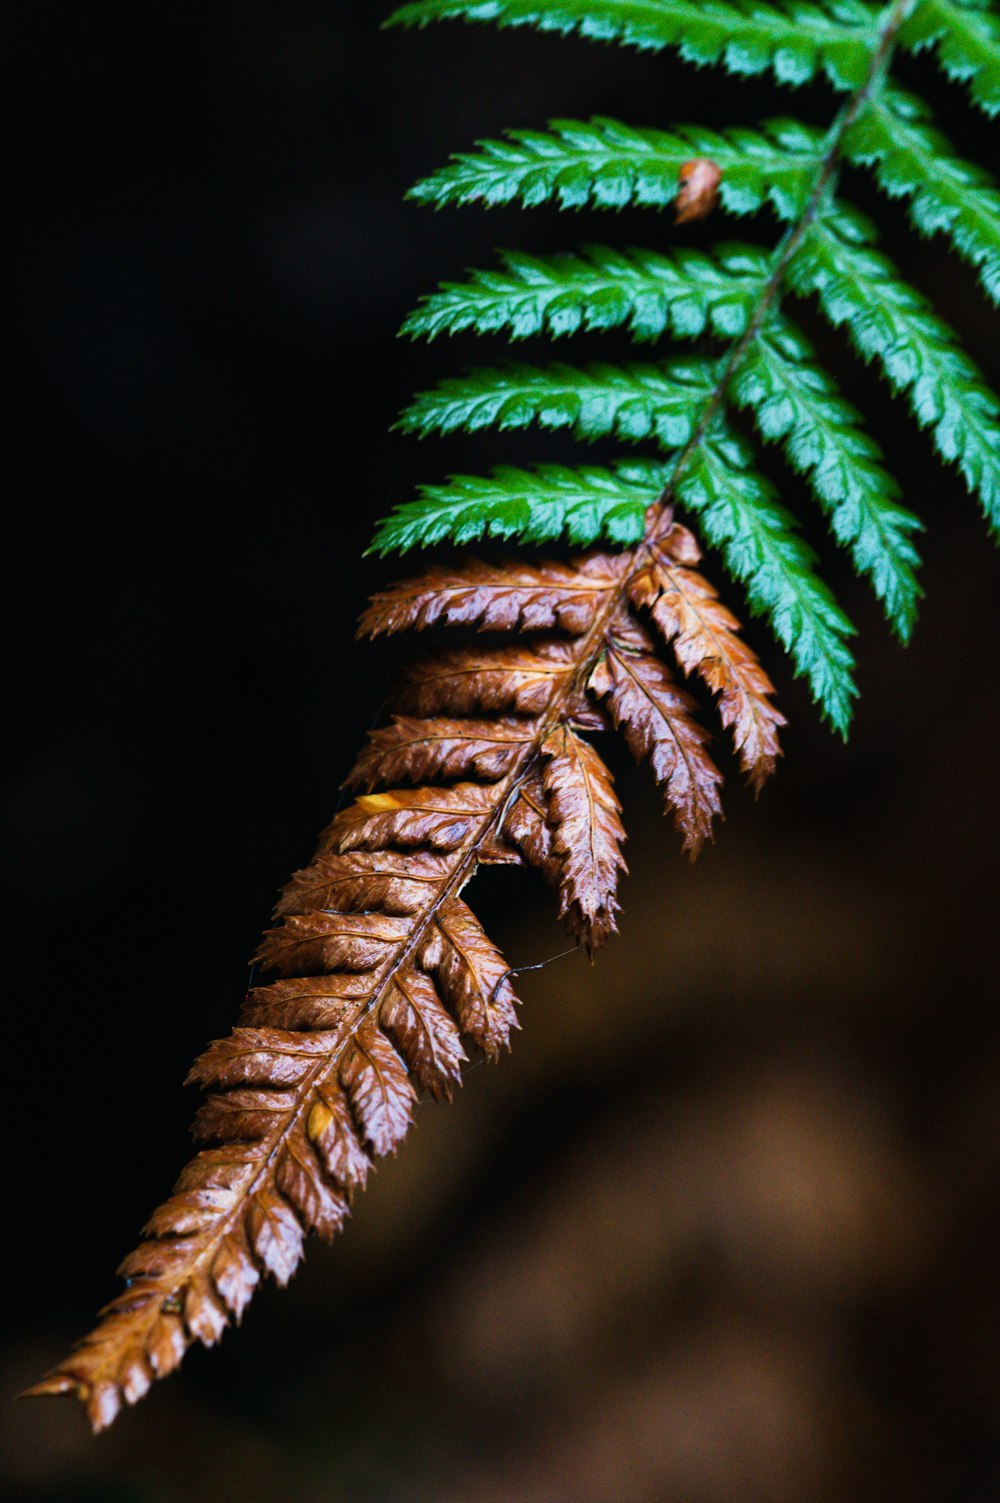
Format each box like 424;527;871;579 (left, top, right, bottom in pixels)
29;526;780;1429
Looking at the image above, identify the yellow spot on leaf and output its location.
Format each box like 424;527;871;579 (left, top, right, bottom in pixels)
357;792;403;811
306;1100;334;1142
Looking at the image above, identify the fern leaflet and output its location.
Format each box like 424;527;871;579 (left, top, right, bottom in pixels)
730;320;923;637
846;85;1000;302
402;244;772;343
387;0;881;87
371;459;672;552
674;424;857;733
409;116;824;217
788;203;1000;529
899;0;1000;115
400;358;717;446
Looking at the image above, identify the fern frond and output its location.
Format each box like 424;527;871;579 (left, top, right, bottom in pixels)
370;458;671;553
675;424;857;733
387;0;880;88
789;204;1000;531
400;358;717;445
846;85;1000;302
403;244;772;344
36;0;1000;1433
900;0;1000;116
409;116;824;218
730;319;924;638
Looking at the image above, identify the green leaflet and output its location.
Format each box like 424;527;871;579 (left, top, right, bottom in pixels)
788;204;1000;532
900;0;1000;116
369;458;672;553
676;425;857;735
399;358;718;446
403;245;772;343
387;0;880;87
730;320;924;639
409;117;823;219
846;85;1000;302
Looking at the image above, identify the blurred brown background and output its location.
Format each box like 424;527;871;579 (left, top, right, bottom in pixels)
5;3;1000;1499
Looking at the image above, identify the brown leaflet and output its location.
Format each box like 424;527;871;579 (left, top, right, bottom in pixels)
329;783;498;853
184;1276;228;1348
142;1143;270;1241
348;715;533;788
339;1021;415;1157
630;533;784;792
255;910;408;975
209;1235;260;1322
187;1028;354;1092
652;514;703;568
420;897;520;1061
541;727;626;951
590;610;723;855
247;1189;304;1286
487;767;562;887
379;964;467;1100
359;555;623;637
397;641;577;716
173;1142;270;1200
192;1088;295;1146
240;975;372;1031
277;849;453;919
276;1124;350;1241
304;1084;371;1194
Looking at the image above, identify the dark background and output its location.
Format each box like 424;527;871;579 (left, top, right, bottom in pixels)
5;4;1000;1499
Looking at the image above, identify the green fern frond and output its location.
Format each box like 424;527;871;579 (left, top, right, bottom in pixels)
676;424;857;734
846;86;1000;302
789;204;1000;531
369;458;672;553
387;0;880;87
400;358;717;445
403;244;772;343
900;0;1000;116
409;116;823;218
384;0;1000;738
730;320;924;638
